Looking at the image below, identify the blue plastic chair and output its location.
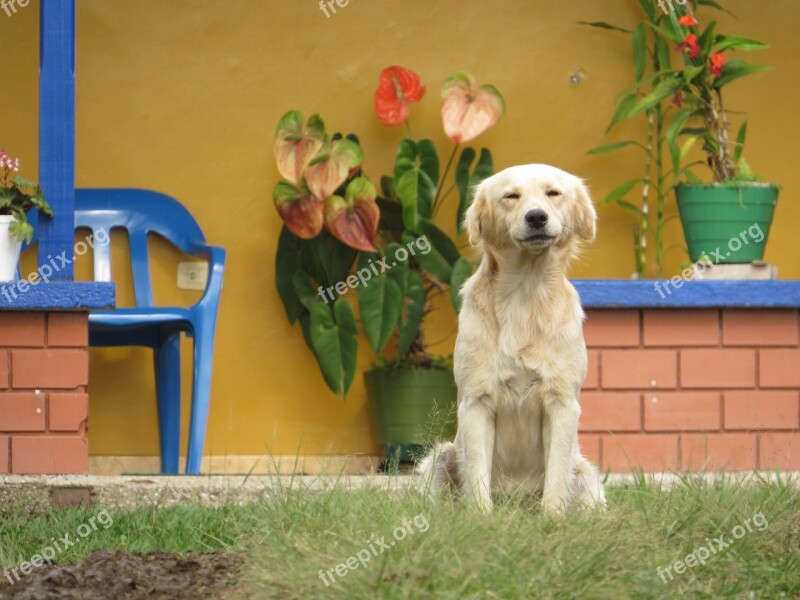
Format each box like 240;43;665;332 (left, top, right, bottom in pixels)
27;188;226;474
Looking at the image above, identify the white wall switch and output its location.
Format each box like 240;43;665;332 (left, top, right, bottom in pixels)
177;261;208;290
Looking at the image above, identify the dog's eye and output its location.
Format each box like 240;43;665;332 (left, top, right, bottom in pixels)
546;189;562;198
503;192;520;200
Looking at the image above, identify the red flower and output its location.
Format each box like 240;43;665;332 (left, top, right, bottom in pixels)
677;33;700;59
374;66;426;126
672;91;683;108
678;15;698;26
709;53;726;77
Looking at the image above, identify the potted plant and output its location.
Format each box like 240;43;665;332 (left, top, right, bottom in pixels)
0;148;53;281
584;0;776;269
272;66;504;461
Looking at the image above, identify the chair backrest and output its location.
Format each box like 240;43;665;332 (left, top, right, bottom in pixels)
26;188;207;307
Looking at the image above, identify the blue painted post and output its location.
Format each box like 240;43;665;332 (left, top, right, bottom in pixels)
37;0;75;279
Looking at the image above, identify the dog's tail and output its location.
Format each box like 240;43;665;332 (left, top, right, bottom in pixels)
417;441;459;498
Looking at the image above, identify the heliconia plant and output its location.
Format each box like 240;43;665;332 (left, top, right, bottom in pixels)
272;67;504;396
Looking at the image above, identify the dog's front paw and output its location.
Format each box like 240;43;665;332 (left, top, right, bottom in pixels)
540;495;569;516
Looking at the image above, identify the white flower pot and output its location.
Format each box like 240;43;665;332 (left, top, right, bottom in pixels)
0;215;22;282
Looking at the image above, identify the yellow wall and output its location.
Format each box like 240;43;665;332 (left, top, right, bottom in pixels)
1;0;798;458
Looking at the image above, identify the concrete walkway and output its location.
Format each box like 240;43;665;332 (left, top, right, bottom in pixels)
1;472;796;512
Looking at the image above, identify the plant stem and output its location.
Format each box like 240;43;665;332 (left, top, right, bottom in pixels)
404;120;413;139
654;103;665;276
432;143;459;217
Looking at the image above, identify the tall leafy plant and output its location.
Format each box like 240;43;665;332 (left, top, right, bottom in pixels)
272;67;503;396
583;0;769;277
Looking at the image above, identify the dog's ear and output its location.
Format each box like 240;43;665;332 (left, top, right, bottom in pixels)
465;182;488;247
574;181;597;242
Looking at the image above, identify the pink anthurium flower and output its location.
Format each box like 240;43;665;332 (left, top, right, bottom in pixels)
304;138;364;201
441;72;505;144
374;66;426;126
273;180;324;239
273;111;326;185
324;177;379;252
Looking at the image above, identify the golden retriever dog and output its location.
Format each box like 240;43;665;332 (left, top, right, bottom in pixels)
419;164;606;513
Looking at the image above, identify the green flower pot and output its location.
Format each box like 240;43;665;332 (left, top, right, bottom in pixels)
676;183;779;264
365;366;457;461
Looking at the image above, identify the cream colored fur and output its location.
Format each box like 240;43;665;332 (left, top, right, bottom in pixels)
419;164;606;513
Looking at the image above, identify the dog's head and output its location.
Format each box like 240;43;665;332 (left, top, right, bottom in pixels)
465;164;597;253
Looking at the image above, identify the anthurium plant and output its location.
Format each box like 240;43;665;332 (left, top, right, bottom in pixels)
584;0;771;276
0;148;53;243
273;66;504;396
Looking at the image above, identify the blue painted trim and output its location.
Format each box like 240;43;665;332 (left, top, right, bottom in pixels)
0;281;115;310
573;280;800;308
37;0;76;279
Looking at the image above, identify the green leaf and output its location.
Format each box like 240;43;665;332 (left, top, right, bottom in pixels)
393;139;439;232
603;179;640;204
734;120;747;163
355;250;404;354
698;20;717;57
713;59;772;88
402;228;451;283
576;21;631;34
654;33;671;71
632;23;647;82
308;229;357;289
292;270;323;311
697;0;734;15
380;175;396;199
635;0;655;20
455;147;476;231
396;270;425;357
669;138;681;180
714;35;768;52
606;94;637;133
308;299;358;397
275;226;309;323
9;220;33;244
587;140;640;156
665;109;697;174
421;219;460;264
376;196;404;234
456;148;493;233
450;257;473;314
682;64;705;84
645;21;682;44
616;200;644;217
631;77;682;115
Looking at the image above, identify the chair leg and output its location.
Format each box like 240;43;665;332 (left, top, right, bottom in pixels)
153;332;181;474
186;329;215;474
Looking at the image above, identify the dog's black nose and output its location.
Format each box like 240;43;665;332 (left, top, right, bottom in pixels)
525;209;548;228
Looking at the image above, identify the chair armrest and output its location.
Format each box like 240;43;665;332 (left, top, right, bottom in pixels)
188;241;226;310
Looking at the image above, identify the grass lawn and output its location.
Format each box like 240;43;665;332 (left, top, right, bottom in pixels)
1;474;798;599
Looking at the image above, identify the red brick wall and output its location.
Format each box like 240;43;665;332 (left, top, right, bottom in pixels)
0;312;89;474
579;309;800;472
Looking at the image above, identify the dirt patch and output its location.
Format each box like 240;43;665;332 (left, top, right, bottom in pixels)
0;549;241;599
